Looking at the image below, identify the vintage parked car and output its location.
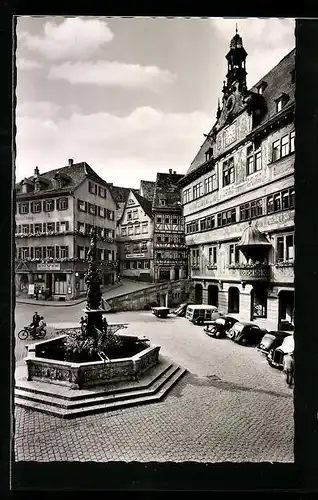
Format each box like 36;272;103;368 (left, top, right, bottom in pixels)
152;306;170;318
226;321;265;346
204;316;238;339
267;334;294;370
257;330;292;355
186;304;223;325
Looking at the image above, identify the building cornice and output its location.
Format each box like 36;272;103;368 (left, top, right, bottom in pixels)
16;190;74;201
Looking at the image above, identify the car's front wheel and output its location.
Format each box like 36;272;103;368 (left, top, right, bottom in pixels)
227;329;235;340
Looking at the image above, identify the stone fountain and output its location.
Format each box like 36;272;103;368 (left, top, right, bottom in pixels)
15;228;186;418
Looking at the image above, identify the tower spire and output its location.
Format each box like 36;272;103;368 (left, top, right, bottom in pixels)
224;28;248;94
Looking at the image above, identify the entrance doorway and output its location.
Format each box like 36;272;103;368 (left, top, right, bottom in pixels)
159;269;170;281
46;274;52;295
194;283;203;303
228;287;239;313
208;285;218;307
278;290;294;329
20;274;28;292
54;273;67;295
174;268;180;280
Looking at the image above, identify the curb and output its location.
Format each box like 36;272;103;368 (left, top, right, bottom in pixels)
16;283;123;308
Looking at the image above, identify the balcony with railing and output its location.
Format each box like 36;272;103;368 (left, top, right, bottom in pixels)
229;263;270;281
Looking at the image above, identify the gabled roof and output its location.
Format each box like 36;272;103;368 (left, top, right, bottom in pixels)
108;184;139;204
117;189;153;225
15;161;111;197
140;180;156;203
152;172;184;209
133;191;153;218
186;47;295;178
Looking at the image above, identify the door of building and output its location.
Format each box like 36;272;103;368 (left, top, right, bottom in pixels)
208;285;219;307
46;274;52;295
194;284;203;304
278;290;294;328
174;267;180;280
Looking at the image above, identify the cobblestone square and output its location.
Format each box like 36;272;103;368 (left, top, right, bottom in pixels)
14;306;294;463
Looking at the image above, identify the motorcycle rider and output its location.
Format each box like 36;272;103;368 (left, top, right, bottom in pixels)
36;316;46;337
31;311;40;338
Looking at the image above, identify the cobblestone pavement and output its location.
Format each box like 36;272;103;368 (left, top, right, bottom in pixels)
14;309;294;463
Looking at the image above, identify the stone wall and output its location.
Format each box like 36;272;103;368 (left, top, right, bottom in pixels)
107;279;193;312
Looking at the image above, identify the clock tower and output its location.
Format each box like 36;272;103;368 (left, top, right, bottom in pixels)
224;26;248;98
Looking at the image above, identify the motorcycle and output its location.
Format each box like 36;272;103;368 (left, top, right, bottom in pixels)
17;324;47;341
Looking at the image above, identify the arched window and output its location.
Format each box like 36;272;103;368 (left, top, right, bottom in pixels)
228;287;240;313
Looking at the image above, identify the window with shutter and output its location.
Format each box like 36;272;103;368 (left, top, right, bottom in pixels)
55;246;60;258
20;203;29;214
57;198;68;210
56;222;60;232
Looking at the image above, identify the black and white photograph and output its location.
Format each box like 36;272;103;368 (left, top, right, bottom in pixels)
13;16;296;467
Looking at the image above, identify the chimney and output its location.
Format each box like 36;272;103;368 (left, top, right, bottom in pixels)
34;166;39;176
169;169;172;174
173;171;177;174
68;158;74;166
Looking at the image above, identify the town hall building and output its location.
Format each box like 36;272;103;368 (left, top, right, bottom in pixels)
179;30;295;331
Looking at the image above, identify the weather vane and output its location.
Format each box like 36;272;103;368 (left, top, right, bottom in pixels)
235;23;238;34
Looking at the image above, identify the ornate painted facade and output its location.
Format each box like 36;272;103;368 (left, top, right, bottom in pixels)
179;31;295;330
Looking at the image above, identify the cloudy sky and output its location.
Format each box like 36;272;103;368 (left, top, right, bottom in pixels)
16;17;295;188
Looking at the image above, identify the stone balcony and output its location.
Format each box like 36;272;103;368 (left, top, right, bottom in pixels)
229;263;270;282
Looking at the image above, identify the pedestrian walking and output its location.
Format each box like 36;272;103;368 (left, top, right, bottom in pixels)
283;352;295;386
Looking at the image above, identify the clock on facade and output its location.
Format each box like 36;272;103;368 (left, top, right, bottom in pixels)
226;94;236;113
224;122;237;147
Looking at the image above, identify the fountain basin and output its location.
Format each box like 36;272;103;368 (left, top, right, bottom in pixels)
25;335;160;389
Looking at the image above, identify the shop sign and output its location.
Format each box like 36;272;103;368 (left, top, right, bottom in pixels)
28;284;35;295
37;263;61;271
126;253;145;259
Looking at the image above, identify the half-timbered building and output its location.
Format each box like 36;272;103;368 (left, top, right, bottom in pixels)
152;170;188;282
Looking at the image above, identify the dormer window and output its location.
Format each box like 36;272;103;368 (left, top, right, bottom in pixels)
276;93;289;113
257;81;267;94
205;147;213;162
276;99;283;112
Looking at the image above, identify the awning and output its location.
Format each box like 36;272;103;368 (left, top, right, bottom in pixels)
237;222;271;249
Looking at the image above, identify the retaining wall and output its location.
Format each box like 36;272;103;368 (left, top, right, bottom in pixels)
107;279;193;312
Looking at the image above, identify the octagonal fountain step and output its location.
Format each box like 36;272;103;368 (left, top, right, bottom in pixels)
15;358;186;419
